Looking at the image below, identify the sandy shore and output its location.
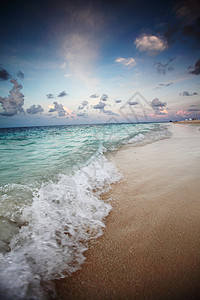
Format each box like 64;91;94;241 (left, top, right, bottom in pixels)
54;124;200;299
174;120;200;124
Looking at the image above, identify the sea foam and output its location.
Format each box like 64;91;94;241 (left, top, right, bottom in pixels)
0;154;121;299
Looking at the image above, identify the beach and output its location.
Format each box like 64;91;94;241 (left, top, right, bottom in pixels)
54;124;200;299
174;120;200;125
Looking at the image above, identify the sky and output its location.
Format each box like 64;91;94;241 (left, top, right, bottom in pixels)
0;0;200;127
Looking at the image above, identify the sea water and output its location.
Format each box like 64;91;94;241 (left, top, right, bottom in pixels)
0;123;171;299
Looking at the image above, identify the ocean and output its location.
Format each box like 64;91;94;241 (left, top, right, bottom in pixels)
0;122;171;299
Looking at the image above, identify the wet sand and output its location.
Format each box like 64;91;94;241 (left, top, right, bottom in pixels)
54;124;200;299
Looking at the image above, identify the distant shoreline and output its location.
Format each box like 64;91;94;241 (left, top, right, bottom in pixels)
173;120;200;124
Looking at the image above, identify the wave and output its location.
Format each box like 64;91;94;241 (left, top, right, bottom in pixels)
123;124;172;146
0;154;121;299
0;123;172;299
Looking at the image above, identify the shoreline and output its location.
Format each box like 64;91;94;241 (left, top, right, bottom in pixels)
173;120;200;125
54;124;200;299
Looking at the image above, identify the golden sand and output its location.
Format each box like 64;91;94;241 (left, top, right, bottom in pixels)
54;124;200;299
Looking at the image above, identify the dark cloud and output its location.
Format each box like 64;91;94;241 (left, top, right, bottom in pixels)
128;101;138;106
78;100;89;110
188;108;200;111
179;91;198;96
17;71;24;79
76;112;88;117
47;93;55;99
102;109;119;116
58;91;68;97
0;79;25;116
90;94;99;98
151;98;167;115
151;98;167;107
101;94;108;101
93;101;106;110
175;0;200;25
159;82;173;87
27;104;44;114
115;99;122;103
188;59;200;75
0;67;11;81
49;108;56;113
49;101;67;117
154;58;175;75
165;0;200;46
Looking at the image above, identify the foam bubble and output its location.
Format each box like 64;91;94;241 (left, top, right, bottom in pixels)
0;155;121;299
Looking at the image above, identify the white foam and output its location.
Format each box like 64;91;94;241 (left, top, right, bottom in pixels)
0;154;121;299
126;133;145;143
124;125;172;146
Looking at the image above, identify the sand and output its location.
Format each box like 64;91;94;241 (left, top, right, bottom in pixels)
174;120;200;124
54;124;200;299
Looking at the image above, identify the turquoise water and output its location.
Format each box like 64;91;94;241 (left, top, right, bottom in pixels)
0;123;171;299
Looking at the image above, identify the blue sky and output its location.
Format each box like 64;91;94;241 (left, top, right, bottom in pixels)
0;0;200;127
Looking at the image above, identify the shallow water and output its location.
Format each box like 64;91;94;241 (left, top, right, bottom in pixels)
0;122;171;299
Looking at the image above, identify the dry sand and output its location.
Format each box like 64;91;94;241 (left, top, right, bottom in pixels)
54;124;200;300
174;120;200;125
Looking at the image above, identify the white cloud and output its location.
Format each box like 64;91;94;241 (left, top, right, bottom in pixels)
134;34;167;54
115;57;136;67
64;73;72;78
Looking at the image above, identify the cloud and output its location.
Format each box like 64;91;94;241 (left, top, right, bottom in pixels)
102;109;119;116
115;99;122;103
155;82;173;89
47;94;55;99
49;101;67;117
90;94;99;98
159;83;173;87
188;59;200;75
134;34;168;54
175;0;200;25
0;67;11;81
0;79;25;116
93;100;118;115
188;108;200;111
64;73;72;78
151;98;167;107
169;0;200;45
78;100;89;110
128;101;138;106
115;57;136;67
58;91;68;97
27;105;44;114
17;71;24;79
101;94;108;101
93;101;106;110
175;109;188;117
179;91;198;96
154;58;175;75
76;112;88;117
151;98;168;115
